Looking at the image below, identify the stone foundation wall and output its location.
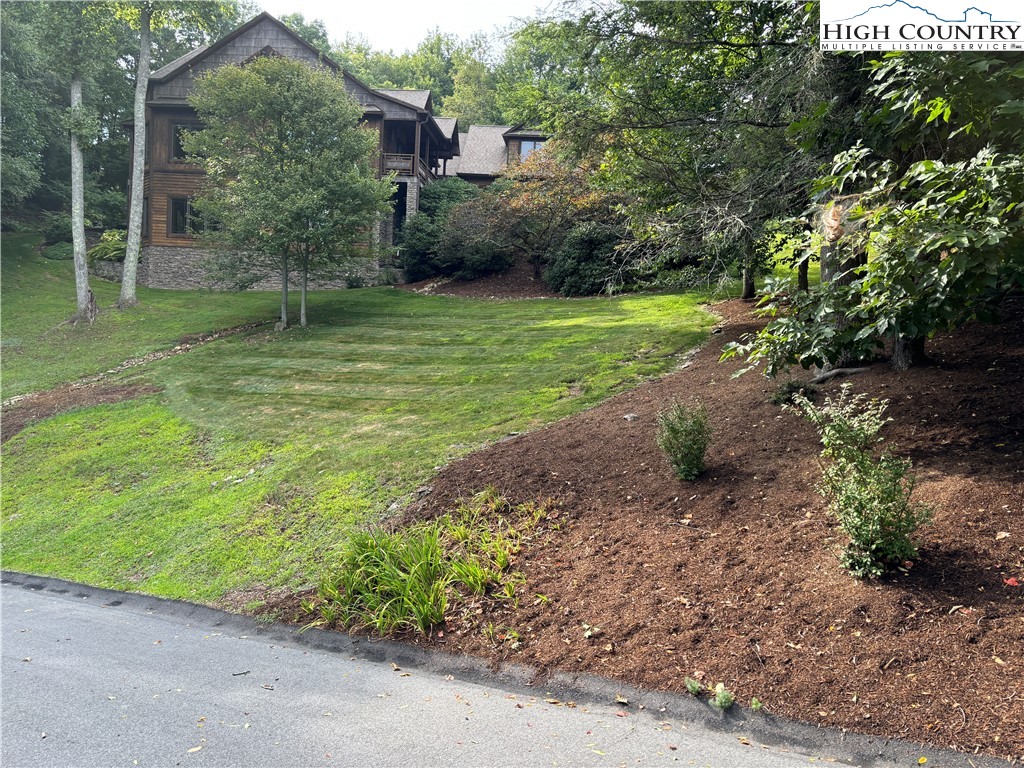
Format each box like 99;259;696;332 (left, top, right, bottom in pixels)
90;246;401;290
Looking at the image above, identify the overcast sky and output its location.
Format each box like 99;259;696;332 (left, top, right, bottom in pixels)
258;0;556;53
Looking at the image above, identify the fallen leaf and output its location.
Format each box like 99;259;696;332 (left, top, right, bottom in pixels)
1004;577;1020;587
187;746;203;754
615;695;629;705
738;737;751;746
918;758;927;765
993;656;1007;666
615;711;628;718
995;532;1010;540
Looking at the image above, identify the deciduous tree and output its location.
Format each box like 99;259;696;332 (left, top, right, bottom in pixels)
185;56;393;328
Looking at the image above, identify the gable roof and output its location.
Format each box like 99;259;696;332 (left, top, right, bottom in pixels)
433;117;459;141
150;12;341;84
452;125;511;177
377;89;432;110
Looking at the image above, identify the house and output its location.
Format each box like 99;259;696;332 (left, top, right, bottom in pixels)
444;125;547;186
125;12;460;289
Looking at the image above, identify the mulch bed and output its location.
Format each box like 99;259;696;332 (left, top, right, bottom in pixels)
405;296;1024;761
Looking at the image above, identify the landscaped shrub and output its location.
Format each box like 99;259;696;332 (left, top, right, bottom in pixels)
657;400;711;480
305;489;546;636
86;229;127;264
42;211;72;244
86;187;127;229
792;384;933;578
398;178;479;282
543;221;623;296
42;241;74;260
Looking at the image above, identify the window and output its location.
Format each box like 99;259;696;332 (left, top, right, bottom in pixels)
519;139;545;160
170;122;202;161
169;197;202;236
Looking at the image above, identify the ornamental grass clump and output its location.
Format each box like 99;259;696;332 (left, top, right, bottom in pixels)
657;400;711;480
792;384;933;578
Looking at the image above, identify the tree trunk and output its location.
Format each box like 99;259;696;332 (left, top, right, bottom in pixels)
740;265;756;300
276;254;289;330
891;334;926;371
797;258;809;292
300;256;308;328
119;4;151;310
69;74;92;324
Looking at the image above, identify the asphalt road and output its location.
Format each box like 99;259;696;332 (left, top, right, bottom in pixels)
1;576;990;768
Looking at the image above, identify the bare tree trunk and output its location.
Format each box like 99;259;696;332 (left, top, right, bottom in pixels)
891;334;926;371
276;254;289;330
300;255;308;328
740;265;756;299
119;4;151;310
69;74;93;323
797;257;809;292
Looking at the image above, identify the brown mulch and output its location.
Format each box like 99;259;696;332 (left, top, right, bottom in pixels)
398;259;559;299
405;296;1024;760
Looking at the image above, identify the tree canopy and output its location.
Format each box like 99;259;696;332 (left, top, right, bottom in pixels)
185;56;393;328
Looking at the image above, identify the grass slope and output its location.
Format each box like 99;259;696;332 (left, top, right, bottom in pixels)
2;233;715;602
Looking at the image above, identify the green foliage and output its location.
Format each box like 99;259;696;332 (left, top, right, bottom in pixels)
87;228;129;263
730;53;1024;375
186;55;392;325
710;683;735;711
279;13;331;56
85;187;128;229
792;385;933;578
684;677;703;696
42;212;73;244
437;192;515;280
42;242;74;260
769;379;817;407
308;490;544;635
656;401;711;481
544;221;623;296
751;697;764;712
399;177;479;282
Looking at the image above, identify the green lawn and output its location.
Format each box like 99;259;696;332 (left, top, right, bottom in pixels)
1;233;715;602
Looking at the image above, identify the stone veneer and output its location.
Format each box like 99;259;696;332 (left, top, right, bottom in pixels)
90;246;401;290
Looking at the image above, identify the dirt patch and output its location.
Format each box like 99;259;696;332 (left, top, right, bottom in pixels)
404;297;1024;760
398;259;559;300
1;321;267;442
1;383;162;442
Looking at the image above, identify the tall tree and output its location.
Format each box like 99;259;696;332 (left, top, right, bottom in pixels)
499;2;845;299
185;56;393;328
116;1;236;310
44;2;114;322
0;3;59;212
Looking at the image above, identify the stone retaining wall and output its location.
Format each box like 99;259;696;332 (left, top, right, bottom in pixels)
90;246;403;290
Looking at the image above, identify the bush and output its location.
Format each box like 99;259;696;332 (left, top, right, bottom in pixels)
42;211;72;244
437;196;515;280
793;385;933;578
86;230;127;264
42;241;74;260
86;187;127;229
544;221;622;296
657;400;711;480
306;490;545;636
398;212;442;281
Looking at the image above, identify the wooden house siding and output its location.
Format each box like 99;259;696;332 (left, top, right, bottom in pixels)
152;24;324;102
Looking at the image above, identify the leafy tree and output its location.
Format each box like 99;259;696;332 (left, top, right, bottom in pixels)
499;2;852;299
727;52;1024;375
185;56;393;328
444;53;502;127
398;177;478;281
0;3;59;213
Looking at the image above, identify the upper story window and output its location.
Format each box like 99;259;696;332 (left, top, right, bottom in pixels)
519;139;545;160
170;122;202;162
